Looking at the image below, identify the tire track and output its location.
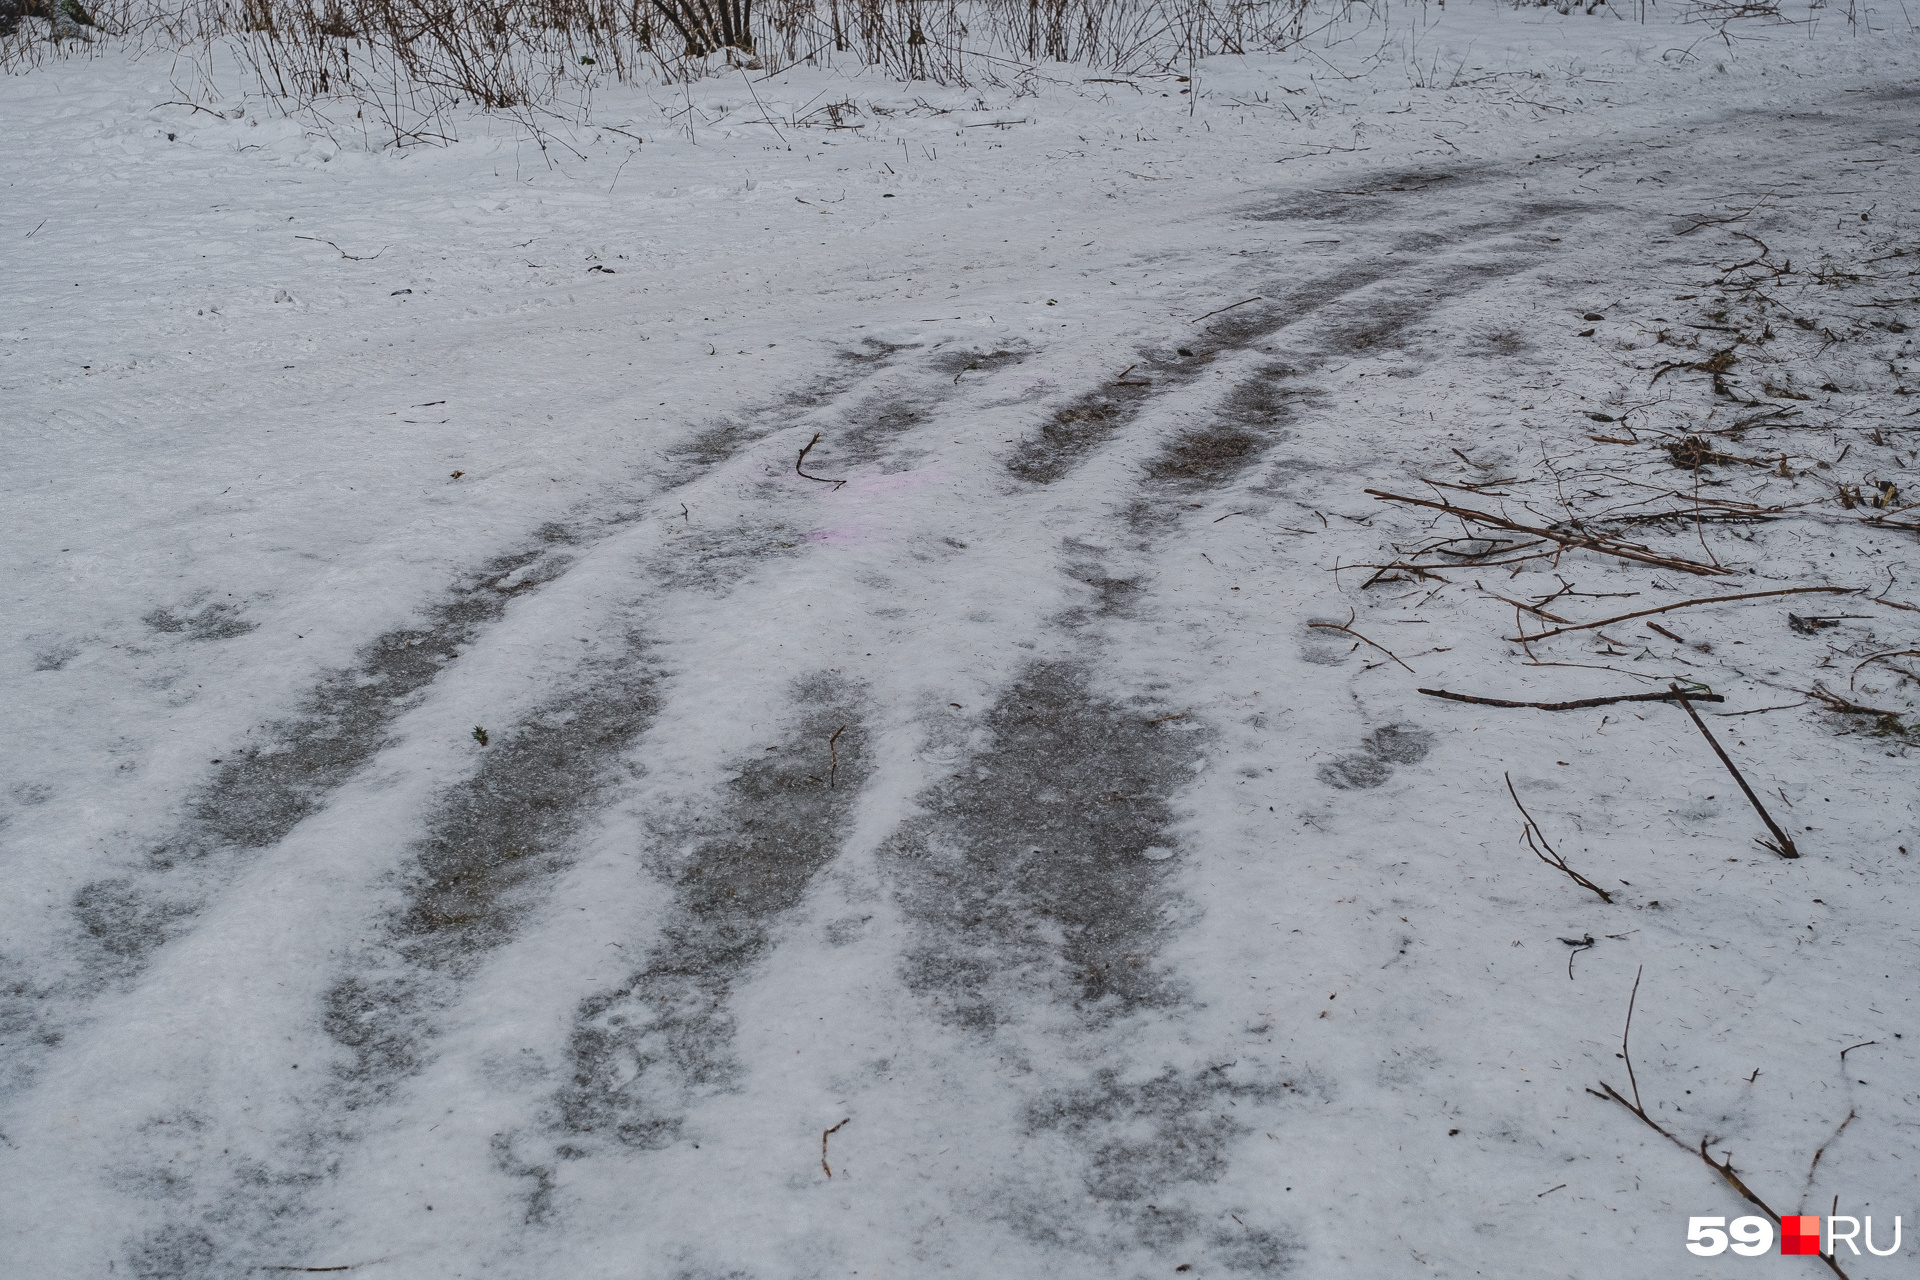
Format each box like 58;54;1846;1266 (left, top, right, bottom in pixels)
556;687;869;1152
3;529;580;1103
66;170;1598;1279
861;181;1591;1273
72;531;578;965
319;645;668;1109
97;359;967;1271
378;182;1586;1273
1009;186;1584;493
888;662;1198;1026
12;81;1919;1280
0;346;945;1271
5;345;920;1059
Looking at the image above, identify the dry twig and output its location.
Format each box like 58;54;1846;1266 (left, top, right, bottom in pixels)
1190;296;1263;324
1806;1108;1857;1190
1506;773;1612;903
796;433;847;488
1806;685;1911;734
821;1117;851;1178
1508;586;1855;643
1366;489;1733;576
1668;684;1799;858
1851;649;1920;689
1420;688;1723;711
1309;610;1413;672
1588;973;1854;1280
294;235;385;261
1484;591;1572;623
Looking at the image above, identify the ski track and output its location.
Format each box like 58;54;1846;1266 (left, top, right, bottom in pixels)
5;22;1920;1278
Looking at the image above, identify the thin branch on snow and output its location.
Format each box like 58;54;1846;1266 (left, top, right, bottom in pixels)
796;433;847;489
1424;687;1723;712
1668;684;1800;859
1309;610;1413;672
1505;773;1613;904
1589;973;1855;1280
1507;585;1856;643
821;1117;850;1178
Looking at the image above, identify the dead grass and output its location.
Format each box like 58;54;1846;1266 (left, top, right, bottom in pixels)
2;0;1324;139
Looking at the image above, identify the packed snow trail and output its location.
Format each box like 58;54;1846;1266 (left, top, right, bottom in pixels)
4;16;1919;1277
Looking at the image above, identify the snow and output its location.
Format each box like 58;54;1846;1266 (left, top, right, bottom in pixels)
3;3;1919;1275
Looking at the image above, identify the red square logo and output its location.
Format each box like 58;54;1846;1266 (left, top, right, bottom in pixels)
1781;1216;1822;1256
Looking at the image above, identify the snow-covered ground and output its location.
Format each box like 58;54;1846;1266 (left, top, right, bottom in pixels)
4;4;1919;1275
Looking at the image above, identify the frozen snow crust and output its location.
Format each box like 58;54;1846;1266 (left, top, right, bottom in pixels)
3;5;1919;1276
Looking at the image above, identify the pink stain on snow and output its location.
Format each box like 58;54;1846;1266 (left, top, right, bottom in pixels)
804;465;947;547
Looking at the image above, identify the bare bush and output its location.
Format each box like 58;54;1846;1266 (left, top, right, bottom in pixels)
3;0;1321;134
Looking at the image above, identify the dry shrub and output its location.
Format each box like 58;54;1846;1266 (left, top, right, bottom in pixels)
4;0;1321;132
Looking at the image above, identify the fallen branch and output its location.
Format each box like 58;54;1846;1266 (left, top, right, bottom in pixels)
1851;649;1920;689
1366;489;1733;576
1807;1108;1857;1190
155;99;229;119
1356;562;1451;587
1588;973;1853;1280
1806;685;1911;733
1190;296;1263;324
1668;684;1798;858
1719;230;1785;276
1431;536;1549;560
1309;610;1413;672
1677;207;1763;234
1484;591;1573;623
293;234;385;261
1563;933;1596;979
821;1117;851;1178
1582;1028;1850;1274
796;432;847;488
1420;688;1724;711
1506;773;1612;903
1619;966;1646;1114
828;724;846;789
1423;478;1520;496
1604;506;1787;528
1508;585;1855;643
